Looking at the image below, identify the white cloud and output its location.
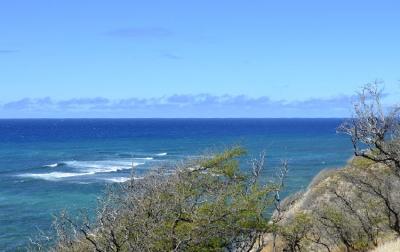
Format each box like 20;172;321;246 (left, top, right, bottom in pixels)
0;94;356;118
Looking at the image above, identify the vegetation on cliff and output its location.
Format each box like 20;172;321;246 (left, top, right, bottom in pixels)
271;83;400;251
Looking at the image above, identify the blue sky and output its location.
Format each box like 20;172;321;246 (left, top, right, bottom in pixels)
0;0;399;117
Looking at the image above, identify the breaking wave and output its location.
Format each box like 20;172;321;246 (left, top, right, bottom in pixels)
43;163;62;168
19;172;92;180
105;176;144;183
134;157;153;160
64;160;144;173
20;160;145;181
105;177;130;183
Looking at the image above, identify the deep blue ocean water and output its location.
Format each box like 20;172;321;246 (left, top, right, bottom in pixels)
0;119;353;251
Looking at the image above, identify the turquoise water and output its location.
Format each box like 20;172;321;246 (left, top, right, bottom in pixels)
0;119;353;251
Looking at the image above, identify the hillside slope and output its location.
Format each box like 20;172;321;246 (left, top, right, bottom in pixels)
263;157;400;251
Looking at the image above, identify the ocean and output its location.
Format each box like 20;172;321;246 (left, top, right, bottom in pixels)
0;119;353;251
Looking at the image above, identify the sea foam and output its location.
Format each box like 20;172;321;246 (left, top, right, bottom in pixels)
105;176;144;183
21;160;145;181
64;160;144;173
43;163;60;168
19;172;93;180
105;177;131;183
134;157;153;160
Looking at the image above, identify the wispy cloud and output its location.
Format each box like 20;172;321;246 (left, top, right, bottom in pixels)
58;97;110;109
105;27;173;39
160;52;182;60
3;97;51;110
0;49;19;54
0;94;356;118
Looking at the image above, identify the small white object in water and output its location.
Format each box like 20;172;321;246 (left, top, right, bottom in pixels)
106;177;131;183
135;157;153;160
44;163;59;168
106;176;143;183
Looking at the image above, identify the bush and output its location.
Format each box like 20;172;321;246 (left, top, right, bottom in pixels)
279;212;313;252
44;147;286;252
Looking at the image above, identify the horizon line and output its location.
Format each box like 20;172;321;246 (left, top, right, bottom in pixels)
0;117;348;120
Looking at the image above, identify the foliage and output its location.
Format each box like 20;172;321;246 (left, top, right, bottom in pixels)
279;212;313;252
39;147;286;252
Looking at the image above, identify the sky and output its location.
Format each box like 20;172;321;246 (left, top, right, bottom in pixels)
0;0;399;118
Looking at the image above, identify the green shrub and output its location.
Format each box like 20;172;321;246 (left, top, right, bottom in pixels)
47;147;285;252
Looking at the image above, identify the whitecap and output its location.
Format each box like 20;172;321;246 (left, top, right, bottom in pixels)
43;163;60;168
21;160;146;181
156;152;167;156
19;172;92;181
64;160;144;174
76;181;92;185
105;177;131;183
134;157;153;160
105;176;143;183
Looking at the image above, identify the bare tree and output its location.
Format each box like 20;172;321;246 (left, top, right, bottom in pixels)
338;81;400;173
333;81;400;244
